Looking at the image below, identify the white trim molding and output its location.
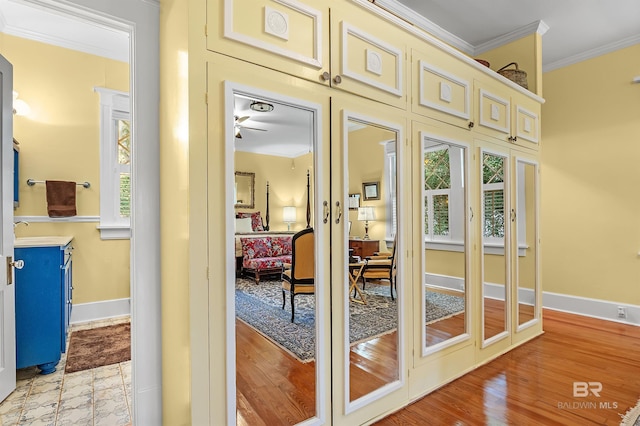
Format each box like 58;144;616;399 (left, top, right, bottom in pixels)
431;272;640;327
479;89;510;134
373;0;474;55
223;0;323;68
475;20;549;55
543;291;640;326
544;33;640;72
418;60;470;120
14;215;99;223
340;21;403;97
70;298;131;324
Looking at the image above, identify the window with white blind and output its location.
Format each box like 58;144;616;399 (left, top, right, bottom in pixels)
482;152;506;245
95;87;131;240
423;142;465;250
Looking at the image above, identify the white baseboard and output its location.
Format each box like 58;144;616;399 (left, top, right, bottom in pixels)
425;273;640;326
425;273;464;292
543;291;640;326
71;298;131;324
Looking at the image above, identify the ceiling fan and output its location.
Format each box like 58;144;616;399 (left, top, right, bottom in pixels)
234;115;267;139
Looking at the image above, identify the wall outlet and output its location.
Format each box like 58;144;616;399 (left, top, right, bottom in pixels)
617;306;627;319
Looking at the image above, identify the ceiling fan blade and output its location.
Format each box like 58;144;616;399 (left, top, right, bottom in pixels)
242;126;267;132
235;115;250;124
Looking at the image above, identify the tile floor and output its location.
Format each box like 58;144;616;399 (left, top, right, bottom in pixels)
0;316;132;426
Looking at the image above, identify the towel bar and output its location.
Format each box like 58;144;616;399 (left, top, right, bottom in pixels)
27;179;90;189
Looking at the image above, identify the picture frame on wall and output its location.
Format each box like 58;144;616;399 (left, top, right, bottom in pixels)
362;181;380;201
348;193;361;210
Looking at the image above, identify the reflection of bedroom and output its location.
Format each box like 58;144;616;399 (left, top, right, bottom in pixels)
235;150;313;233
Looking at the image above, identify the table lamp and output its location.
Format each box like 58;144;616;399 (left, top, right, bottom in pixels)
283;206;296;231
357;206;375;240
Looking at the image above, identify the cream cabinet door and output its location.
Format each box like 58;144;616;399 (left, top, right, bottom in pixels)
474;80;512;143
511;95;540;151
411;48;474;131
330;2;407;109
208;0;331;85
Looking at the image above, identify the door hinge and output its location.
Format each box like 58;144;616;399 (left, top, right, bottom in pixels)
204;25;208;37
206;267;210;280
205;93;208;105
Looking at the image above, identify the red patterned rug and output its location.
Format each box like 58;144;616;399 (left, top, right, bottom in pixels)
65;323;131;373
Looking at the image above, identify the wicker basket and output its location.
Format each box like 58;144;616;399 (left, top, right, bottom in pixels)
497;62;528;89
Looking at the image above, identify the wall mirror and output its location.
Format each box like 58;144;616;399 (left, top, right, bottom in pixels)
516;159;538;329
422;135;469;353
227;85;322;425
481;151;509;346
234;171;255;209
345;116;400;406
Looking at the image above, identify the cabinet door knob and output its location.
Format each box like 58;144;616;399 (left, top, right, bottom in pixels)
333;75;342;84
321;71;330;81
468;121;474;129
11;259;24;270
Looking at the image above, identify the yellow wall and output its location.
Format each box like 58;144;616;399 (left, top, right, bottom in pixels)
235;152;313;232
347;125;394;249
479;33;540;96
159;0;192;423
1;34;130;305
425;249;465;278
542;43;640;305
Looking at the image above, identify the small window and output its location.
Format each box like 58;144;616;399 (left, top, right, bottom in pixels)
95;87;131;239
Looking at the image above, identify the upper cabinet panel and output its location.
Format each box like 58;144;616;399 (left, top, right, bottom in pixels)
208;0;331;85
412;48;473;130
330;4;406;109
476;83;511;139
512;94;540;150
474;78;540;150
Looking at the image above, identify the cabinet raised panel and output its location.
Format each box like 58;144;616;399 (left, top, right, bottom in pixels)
477;86;511;137
208;0;331;84
336;21;404;100
411;48;474;130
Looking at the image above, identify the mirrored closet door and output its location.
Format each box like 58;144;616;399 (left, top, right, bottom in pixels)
480;148;510;348
331;96;408;425
421;133;470;354
514;157;540;333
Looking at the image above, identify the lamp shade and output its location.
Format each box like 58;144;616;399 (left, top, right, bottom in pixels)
283;206;297;223
357;206;375;221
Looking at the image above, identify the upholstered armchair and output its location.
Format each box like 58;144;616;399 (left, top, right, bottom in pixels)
362;240;397;300
282;228;314;322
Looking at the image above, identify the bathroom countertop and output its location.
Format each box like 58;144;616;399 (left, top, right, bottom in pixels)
15;236;73;248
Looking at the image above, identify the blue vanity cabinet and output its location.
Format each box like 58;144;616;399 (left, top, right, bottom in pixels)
14;237;73;374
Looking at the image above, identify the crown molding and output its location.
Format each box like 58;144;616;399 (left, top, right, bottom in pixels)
373;0;475;55
475;20;549;55
2;24;128;62
543;33;640;72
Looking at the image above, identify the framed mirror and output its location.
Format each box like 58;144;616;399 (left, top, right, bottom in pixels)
481;150;509;346
422;135;469;353
516;158;539;330
345;115;400;406
234;171;255;208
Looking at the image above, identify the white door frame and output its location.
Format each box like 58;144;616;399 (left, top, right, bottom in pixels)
0;53;16;402
23;0;162;423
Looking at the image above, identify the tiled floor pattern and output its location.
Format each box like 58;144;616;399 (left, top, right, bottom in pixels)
0;316;132;426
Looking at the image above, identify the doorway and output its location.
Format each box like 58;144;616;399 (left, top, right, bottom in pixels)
2;0;160;423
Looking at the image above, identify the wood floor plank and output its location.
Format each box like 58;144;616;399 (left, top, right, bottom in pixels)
376;309;640;425
236;303;640;425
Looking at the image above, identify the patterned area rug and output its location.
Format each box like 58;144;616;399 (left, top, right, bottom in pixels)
620;397;640;426
235;278;464;362
65;323;131;373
